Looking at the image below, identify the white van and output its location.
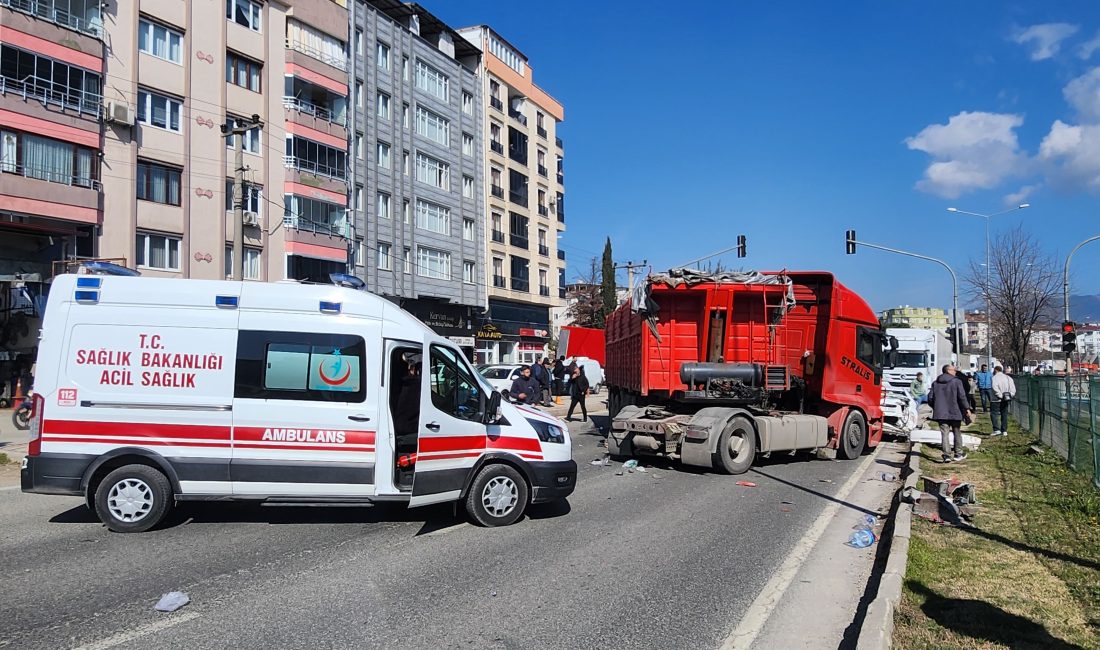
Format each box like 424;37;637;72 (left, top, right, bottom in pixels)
21;271;576;532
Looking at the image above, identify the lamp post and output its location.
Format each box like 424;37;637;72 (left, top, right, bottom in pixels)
946;203;1030;365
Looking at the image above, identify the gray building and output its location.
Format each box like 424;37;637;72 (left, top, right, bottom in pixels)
348;0;485;350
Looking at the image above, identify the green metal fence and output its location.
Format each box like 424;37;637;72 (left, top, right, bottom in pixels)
1009;374;1100;491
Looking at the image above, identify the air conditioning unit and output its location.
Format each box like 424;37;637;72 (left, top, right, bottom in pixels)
242;211;260;227
104;102;133;126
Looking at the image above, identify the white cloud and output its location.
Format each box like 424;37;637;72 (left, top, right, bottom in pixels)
905;111;1028;198
1012;22;1079;61
1063;66;1100;121
1039;120;1100;191
1078;30;1100;59
1003;184;1038;205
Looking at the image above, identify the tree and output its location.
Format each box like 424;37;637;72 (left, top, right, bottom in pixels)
601;237;617;322
964;226;1060;372
566;257;604;328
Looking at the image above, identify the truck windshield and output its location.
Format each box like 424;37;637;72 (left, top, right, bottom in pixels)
893;352;928;368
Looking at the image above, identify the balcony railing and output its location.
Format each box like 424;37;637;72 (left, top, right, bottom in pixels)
0;161;100;190
490;141;504;155
537;125;547;139
509;190;527;206
284;155;347;182
0;75;101;118
538;165;548;178
557;249;566;261
511;277;529;292
491;229;505;243
283;96;346;127
556;172;564;184
508;108;527;126
493;274;507;288
1;0;103;38
490;96;503;112
491;184;504;199
285;39;347;71
538;244;549;256
537;205;549;217
283;215;350;238
510;234;528;249
539;286;550;297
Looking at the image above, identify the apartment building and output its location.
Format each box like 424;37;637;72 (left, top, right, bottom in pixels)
457;25;566;366
349;0;485;352
879;306;950;331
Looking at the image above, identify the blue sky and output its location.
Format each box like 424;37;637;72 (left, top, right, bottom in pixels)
434;1;1100;312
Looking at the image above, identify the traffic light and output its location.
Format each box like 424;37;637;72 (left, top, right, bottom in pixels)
1062;321;1077;353
845;230;857;255
946;327;957;353
736;234;747;258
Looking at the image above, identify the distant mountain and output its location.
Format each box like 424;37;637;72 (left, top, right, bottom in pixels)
1070;295;1100;324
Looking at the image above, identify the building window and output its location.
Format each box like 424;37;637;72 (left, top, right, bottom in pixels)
415;199;449;234
509;169;528;205
136;160;181;205
377;242;392;270
138;19;182;64
402;56;409;81
137;89;182;133
463;260;476;284
415;59;448;101
403;150;410;175
226;51;261;92
135;232;181;270
462;175;474;198
286;20;346;70
227;0;262;32
492;257;505;287
403;248;411;274
0;45;102;115
402;199;410;223
489;35;526;75
508;126;528;164
225;116;260;154
463;218;475;241
376;141;390;168
417;247;451;280
354;186;363;211
356;81;363;108
510;255;529;292
414;152;449;189
376;41;390;70
539;268;549;296
0;130;96;188
285;136;348;180
509;212;528;247
355;133;363;159
462;91;473;115
376;192;390;220
403;103;410;129
355;28;363;56
225;247;261;280
462;132;474;157
225;180;262;213
415;105;449;146
285;194;346;234
376;90;390;119
491;212;503;242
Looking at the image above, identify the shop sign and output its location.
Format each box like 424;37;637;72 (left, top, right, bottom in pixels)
518;328;548;338
448;336;475;347
476;323;503;340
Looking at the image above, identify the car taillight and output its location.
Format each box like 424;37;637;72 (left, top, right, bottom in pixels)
27;392;44;456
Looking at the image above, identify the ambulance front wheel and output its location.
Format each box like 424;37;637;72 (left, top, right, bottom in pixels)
93;464;173;533
465;464;529;527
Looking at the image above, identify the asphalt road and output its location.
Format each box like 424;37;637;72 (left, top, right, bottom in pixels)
0;416;874;650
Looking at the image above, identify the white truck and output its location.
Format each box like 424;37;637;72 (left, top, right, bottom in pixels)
880;328;952;431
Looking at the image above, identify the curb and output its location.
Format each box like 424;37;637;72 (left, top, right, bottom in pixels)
855;442;922;650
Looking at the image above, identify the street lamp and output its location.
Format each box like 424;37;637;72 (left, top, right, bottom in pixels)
1063;234;1100;373
946;203;1030;364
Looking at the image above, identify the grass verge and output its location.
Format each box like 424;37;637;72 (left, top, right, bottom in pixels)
893;413;1100;650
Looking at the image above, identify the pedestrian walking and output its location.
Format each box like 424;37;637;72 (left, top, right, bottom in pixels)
975;364;993;412
927;363;972;463
540;358;554;404
565;366;590;422
529;359;552;406
990;366;1016;436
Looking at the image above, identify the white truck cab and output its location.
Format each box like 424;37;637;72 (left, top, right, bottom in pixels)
22;271;576;532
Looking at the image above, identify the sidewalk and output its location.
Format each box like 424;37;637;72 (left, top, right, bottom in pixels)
0;411;28;487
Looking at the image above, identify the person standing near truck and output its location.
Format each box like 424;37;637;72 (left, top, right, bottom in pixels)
975;364;993;412
928;363;972;463
565;366;590;422
990;366;1016;436
910;372;928;404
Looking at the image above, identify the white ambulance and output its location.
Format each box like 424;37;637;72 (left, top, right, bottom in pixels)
21;268;576;532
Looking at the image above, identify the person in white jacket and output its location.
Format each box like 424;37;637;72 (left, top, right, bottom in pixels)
990;366;1017;436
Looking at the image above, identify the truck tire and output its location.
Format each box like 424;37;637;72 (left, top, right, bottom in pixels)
93;464;173;533
464;463;528;527
838;410;866;460
608;388;621;419
713;417;756;474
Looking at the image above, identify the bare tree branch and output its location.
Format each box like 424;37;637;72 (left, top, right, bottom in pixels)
566;257;605;328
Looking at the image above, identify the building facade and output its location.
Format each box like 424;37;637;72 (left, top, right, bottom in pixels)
457;25;565;366
879;306;950;331
349;0;485;352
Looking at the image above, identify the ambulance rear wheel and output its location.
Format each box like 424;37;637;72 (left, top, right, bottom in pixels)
94;464;173;533
838;410;867;460
465;464;528;527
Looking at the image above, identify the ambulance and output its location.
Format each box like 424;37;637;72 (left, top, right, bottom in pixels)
21;267;577;532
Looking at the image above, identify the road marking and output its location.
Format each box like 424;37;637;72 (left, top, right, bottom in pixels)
75;612;201;650
719;448;880;650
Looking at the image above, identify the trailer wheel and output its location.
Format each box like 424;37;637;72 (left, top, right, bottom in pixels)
838;410;867;460
465;463;529;527
93;464;173;533
608;388;621;419
714;417;756;475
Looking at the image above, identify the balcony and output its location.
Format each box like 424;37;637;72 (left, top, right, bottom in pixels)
490;96;503;112
538;165;548;178
0;74;101;118
558;287;566;299
509;189;527;206
491;184;504;199
493;274;507;288
509;234;528;249
537;125;547;139
508;108;527;126
539;286;550;297
555;137;563;148
538;244;549;257
285;39;347;72
1;161;101;191
1;0;103;38
284;155;346;182
283;96;345;127
557;250;565;261
490;140;504;155
283;215;350;238
491;229;505;244
511;277;529;292
537;205;548;217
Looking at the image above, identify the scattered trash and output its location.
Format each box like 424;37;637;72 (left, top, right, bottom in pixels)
909;429;982;449
597;439;608;448
615;471;624;476
154;591;190;613
636;466;647;473
912;476;980;526
877;472;898;482
590;457;610;466
735;480;757;487
861;514;877;527
623;459;639;470
1027;445;1043;456
781;500;794;505
819;479;833;484
847;528;876;548
491;591;497;597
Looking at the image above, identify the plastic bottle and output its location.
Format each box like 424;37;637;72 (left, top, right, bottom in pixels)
861;514;877;527
847;528;876;548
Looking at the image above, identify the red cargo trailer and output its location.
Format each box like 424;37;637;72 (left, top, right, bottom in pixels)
605;269;886;473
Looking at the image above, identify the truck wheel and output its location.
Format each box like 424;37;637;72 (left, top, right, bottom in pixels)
608;388;621;419
465;464;529;527
714;417;756;474
838;410;866;460
93;464;173;533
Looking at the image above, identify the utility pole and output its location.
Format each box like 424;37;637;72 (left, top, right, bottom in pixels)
614;260;647;294
221;114;263;281
1063;234;1100;374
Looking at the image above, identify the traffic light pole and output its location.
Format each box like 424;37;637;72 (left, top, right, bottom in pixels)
1063;234;1100;374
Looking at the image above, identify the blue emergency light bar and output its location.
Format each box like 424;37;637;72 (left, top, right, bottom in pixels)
78;261;141;277
215;295;240;309
329;273;365;290
319;301;342;314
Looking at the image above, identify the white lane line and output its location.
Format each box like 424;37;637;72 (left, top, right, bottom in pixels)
74;612;201;650
719;448;880;650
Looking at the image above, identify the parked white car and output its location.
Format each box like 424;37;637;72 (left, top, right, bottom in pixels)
479;364;527;394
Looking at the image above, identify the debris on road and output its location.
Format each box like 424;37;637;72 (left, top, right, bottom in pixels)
590;456;610;467
877;472;898;481
735;480;757;487
819;479;833;484
910;476;979;526
908;429;982;449
846;514;878;548
154;591;190;612
623;459;639;470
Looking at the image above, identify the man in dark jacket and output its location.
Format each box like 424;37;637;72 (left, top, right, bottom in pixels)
552;356;566;395
509;366;540;405
566;366;590;421
529;359;551;406
927;363;973;463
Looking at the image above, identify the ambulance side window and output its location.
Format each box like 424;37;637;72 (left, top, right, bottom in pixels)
428;345;481;421
235;330;366;402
